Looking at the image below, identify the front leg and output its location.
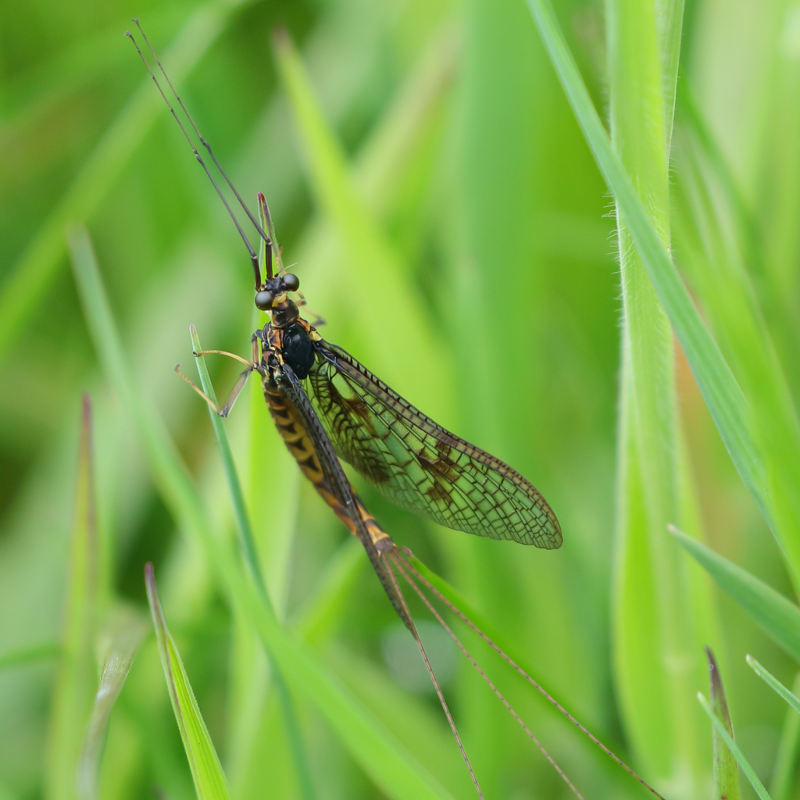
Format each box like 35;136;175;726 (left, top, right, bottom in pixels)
175;331;262;417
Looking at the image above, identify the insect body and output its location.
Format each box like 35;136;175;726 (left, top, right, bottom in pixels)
204;194;561;626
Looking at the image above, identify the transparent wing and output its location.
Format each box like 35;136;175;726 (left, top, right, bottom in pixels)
306;340;561;548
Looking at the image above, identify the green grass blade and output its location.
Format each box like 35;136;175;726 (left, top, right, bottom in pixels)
671;526;800;661
768;672;800;800
145;563;231;800
604;0;709;784
189;325;314;800
706;648;742;800
746;655;800;715
658;0;684;149
524;0;767;545
227;563;458;800
77;608;149;800
697;692;771;800
676;77;759;263
672;95;800;597
188;325;267;602
68;227;205;529
44;396;99;800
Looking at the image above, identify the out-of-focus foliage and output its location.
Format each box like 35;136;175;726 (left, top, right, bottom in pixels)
2;0;799;797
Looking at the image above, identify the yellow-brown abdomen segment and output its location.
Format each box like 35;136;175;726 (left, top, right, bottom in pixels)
263;379;324;484
263;377;393;552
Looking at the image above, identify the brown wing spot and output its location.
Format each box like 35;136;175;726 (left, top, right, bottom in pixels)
326;378;378;438
426;480;452;504
344;395;377;436
416;446;459;482
325;376;344;407
363;457;392;484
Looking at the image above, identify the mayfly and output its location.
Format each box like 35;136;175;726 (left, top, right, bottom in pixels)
128;20;666;800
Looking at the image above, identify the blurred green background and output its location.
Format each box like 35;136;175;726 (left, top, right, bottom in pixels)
2;0;800;798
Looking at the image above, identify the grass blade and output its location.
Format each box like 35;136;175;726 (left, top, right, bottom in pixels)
188;325;314;800
145;563;231;800
706;647;742;800
697;692;771;800
523;0;772;558
746;655;800;715
671;526;800;661
188;325;267;601
767;671;800;800
44;396;99;800
77;609;149;799
604;0;709;784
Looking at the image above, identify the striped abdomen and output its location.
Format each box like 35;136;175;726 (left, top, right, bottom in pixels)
263;376;393;552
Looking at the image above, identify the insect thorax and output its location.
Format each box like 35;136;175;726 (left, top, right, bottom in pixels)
280;321;316;379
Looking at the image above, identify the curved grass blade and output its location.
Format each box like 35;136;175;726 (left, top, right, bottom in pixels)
697;692;771;800
77;608;149;799
188;324;315;800
145;563;231;800
745;658;800;799
706;647;742;800
603;0;711;783
522;1;786;569
746;655;800;715
67;223;309;794
670;525;800;662
189;325;267;600
44;395;99;800
746;655;800;798
765;670;800;800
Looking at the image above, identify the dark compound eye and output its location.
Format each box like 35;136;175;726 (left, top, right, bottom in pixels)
283;273;300;292
255;290;274;310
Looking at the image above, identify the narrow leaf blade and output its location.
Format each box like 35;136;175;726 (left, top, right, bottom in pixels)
706;648;742;800
671;526;800;661
145;564;231;800
697;692;771;800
